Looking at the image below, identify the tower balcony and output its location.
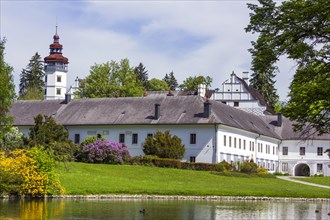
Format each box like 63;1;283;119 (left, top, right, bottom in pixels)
45;63;68;72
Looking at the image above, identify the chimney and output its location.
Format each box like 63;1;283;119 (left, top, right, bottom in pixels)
198;84;206;97
204;102;211;118
65;93;71;104
277;113;282;127
155;104;160;120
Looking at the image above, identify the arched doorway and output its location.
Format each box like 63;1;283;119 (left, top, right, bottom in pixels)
295;163;310;176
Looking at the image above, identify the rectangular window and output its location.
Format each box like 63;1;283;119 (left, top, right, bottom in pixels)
57;75;62;82
282;163;288;172
260;143;263;153
239;139;241;149
190;133;196;144
74;134;80;144
229;137;232;147
234;137;236;148
147;133;153;138
132;133;138;144
317;147;323;156
234;101;239;107
282;147;288;155
317;164;323;172
56;88;61;95
190;156;196;163
243;140;246;150
300;147;305;156
119;134;125;143
223;135;226;146
273;146;275;155
252;142;254;151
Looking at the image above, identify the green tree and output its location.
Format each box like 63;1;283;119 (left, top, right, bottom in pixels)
19;52;45;100
28;114;77;161
179;75;212;92
163;71;178;90
75;58;144;98
0;38;16;144
245;0;330;135
143;130;185;159
134;62;149;89
147;78;169;91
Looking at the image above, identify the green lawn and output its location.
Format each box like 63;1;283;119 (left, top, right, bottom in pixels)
292;176;330;187
56;162;330;198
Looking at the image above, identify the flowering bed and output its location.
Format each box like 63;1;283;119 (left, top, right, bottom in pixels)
82;140;130;164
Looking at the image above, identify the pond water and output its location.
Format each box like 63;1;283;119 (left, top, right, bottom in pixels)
0;198;329;220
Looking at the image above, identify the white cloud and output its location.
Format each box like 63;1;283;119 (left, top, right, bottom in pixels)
1;0;292;100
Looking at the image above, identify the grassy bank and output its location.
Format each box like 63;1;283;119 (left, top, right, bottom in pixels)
56;162;330;198
292;177;330;187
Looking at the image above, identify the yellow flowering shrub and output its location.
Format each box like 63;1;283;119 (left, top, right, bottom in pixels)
0;148;64;196
257;167;269;174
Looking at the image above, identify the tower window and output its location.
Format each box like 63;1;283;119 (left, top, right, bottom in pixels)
57;76;62;82
56;88;61;95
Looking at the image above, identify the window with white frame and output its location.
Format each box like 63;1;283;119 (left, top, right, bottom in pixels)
300;147;305;156
190;133;196;144
317;147;323;156
282;147;288;155
223;135;226;146
132;133;138;144
317;164;323;172
229;136;232;147
282;163;288;172
243;140;246;150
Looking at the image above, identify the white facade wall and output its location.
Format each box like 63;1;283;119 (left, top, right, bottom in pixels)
217;125;279;172
66;124;216;163
15;123;329;176
279;140;330;176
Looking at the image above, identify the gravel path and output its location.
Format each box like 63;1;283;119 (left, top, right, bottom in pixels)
277;176;330;189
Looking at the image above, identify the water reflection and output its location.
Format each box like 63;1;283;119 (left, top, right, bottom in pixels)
0;198;329;220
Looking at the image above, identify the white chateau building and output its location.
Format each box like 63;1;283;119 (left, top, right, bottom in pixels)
9;31;329;177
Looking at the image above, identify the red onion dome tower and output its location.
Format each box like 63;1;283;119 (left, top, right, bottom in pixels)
44;26;69;100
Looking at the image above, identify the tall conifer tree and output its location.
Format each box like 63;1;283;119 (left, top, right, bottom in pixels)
19;52;45;100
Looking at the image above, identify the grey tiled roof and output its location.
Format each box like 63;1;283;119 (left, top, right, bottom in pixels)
9;99;64;126
9;96;329;140
263;115;330;140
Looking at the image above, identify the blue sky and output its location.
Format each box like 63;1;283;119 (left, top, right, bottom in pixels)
1;0;294;101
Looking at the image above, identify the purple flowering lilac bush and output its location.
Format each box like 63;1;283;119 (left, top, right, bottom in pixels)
82;140;130;164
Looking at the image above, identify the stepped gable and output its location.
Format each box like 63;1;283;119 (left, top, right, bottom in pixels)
9;100;64;126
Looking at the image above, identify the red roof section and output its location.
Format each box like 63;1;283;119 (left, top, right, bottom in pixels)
44;32;69;64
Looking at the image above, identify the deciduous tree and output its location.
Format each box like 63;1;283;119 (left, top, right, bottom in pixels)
179;75;212;93
147;78;169;91
0;38;16;143
75;59;144;98
245;0;330;135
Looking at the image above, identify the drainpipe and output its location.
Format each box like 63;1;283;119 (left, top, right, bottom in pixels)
254;134;260;164
277;139;282;173
214;124;218;163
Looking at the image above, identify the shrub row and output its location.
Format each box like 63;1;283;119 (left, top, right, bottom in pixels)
130;156;265;174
